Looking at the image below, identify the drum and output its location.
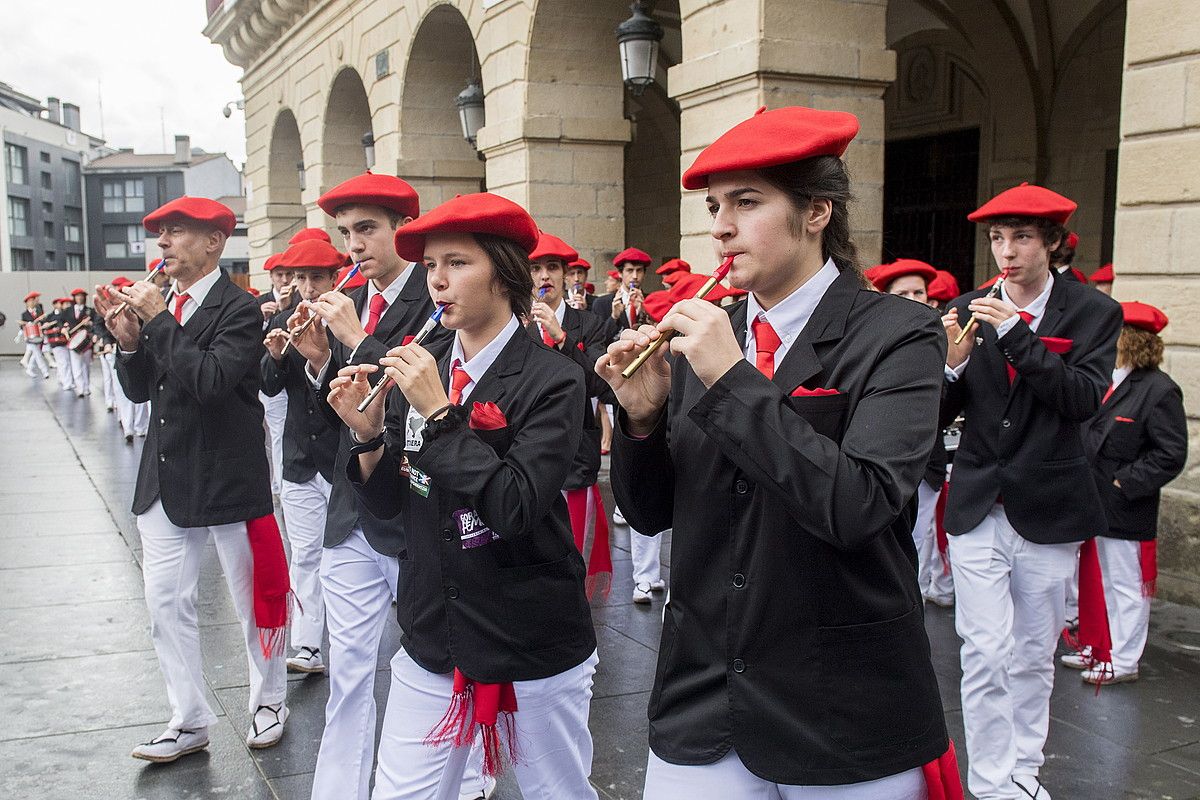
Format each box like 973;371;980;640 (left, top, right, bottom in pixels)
69;329;92;352
22;322;43;343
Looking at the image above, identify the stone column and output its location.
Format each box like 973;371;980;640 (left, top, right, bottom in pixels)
1113;0;1200;601
671;0;894;269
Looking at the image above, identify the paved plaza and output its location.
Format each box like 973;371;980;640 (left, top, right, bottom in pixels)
3;360;1200;799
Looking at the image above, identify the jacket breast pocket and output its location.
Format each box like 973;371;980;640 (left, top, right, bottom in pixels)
1102;420;1142;462
471;427;512;458
786;394;851;442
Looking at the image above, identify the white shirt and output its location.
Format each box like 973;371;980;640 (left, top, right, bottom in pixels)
1111;365;1133;394
945;270;1054;381
449;315;521;404
743;258;839;365
170;268;222;326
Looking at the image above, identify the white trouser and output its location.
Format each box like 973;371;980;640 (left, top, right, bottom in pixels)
313;528;400;800
280;473;331;651
644;749;926;799
912;481;938;574
24;342;49;377
948;504;1078;799
631;528;663;586
137;499;288;730
69;347;91;394
373;646;598;800
1097;537;1151;673
99;351;117;408
53;347;73;389
260;390;288;495
1065;554;1080;622
115;379;150;436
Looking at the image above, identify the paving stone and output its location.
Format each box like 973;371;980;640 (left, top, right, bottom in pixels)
0;561;145;609
0;598;152;665
0;532;133;568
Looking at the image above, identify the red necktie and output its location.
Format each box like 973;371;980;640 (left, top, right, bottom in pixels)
448;361;472;406
1006;311;1036;384
628;299;637;328
173;293;190;324
365;292;388;335
751;316;782;379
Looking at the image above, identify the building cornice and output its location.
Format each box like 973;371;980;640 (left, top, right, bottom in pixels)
203;0;314;69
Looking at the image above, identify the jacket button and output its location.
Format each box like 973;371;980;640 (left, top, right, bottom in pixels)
442;528;454;542
734;480;749;494
1001;418;1011;428
732;573;746;589
732;658;746;673
159;454;166;462
446;586;459;600
310;434;318;440
158;384;164;391
159;418;165;426
307;408;314;415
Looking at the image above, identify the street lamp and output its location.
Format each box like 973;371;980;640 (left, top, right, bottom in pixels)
296;161;306;192
456;81;485;147
361;132;375;171
615;1;664;97
222;99;245;118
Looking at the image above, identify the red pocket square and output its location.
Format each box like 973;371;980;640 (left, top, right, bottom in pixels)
402;335;416;346
469;401;508;430
1039;336;1073;354
1115;416;1135;423
790;386;841;397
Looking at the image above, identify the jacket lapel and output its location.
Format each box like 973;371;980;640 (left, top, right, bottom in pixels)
183;271;228;340
468;328;527;409
771;269;859;393
1033;272;1069;339
371;267;427;344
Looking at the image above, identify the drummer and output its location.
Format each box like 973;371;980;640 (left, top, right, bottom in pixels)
19;292;51;379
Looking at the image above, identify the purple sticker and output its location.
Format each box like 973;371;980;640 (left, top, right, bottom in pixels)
453;507;500;549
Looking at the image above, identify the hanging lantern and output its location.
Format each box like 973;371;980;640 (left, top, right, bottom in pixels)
615;1;663;97
361;132;376;171
456;81;486;147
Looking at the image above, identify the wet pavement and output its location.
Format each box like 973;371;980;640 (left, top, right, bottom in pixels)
4;360;1200;799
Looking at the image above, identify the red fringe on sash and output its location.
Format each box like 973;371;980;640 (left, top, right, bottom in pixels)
246;514;291;659
425;669;520;778
565;484;613;600
1141;540;1158;598
922;740;965;800
935;480;951;575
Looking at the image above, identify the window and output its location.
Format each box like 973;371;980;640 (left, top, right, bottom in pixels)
43;220;54;238
104;224;142;258
40;171;51;190
102;179;145;213
10;248;32;270
66;253;83;270
42;201;52;214
64;220;81;243
8;197;29;236
45;251;55;265
39;151;50;163
156;175;168;203
5;143;27;184
63;160;80;197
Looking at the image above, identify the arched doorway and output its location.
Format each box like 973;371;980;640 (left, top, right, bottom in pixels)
321;67;374;195
399;3;485;212
265;109;305;256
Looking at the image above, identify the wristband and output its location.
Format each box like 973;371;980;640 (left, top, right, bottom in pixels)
349;429;386;454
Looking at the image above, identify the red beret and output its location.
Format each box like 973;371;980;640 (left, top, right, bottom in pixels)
927;270;961;302
263;253;283;271
289;227;332;245
656;258;691;276
317;173;420;221
682;105;860;191
277;240;344;270
393;192;538;263
529;232;578;263
54;296;71;304
110;276;134;288
607;270;621;281
870;259;937;292
147;257;163;271
863;264;885;286
1091;263;1114;283
247;287;261;297
584;282;595;293
1121;301;1168;334
70;288;87;296
336;263;367;291
23;291;40;302
968;183;1077;225
1066;232;1079;250
613;247;652;266
144;196;236;237
567;258;591;271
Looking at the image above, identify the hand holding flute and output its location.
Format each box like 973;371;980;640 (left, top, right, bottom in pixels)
355;304;446;413
104;261;166;322
281;264;361;355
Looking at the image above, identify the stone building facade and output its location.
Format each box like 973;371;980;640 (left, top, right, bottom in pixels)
205;0;1200;598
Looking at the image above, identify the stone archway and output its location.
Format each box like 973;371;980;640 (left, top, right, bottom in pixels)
398;3;486;212
265;109;305;257
320;67;374;195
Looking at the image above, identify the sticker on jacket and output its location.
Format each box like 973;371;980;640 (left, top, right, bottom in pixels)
453;507;500;549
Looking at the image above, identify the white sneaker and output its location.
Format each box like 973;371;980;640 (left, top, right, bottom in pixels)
924;593;954;608
648;579;666;592
131;727;209;762
286;646;326;674
1012;773;1051;799
1082;661;1138;685
246;703;288;749
612;506;627;526
1060;648;1094;670
633;582;653;604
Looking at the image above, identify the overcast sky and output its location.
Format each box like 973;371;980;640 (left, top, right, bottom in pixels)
0;0;247;166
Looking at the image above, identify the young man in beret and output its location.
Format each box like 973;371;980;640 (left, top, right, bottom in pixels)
62;288;95;398
564;257;595;311
942;184;1122;799
258;253;298;495
107;276;151;442
283;173;476;800
1090;263;1114;296
593;247;652;332
44;297;74;391
95;196;289;762
19;291;50;379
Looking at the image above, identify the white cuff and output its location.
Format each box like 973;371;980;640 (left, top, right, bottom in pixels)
944;358;969;382
306;355;331;387
995;315;1020;338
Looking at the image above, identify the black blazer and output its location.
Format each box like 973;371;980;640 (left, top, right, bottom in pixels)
523;305;614;490
1083;367;1187;540
941;273;1122;543
610;268;949;785
348;329;596;682
314;267;452;554
592;291;649;334
260;312;339;485
116;271;273;527
61;304;94;349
